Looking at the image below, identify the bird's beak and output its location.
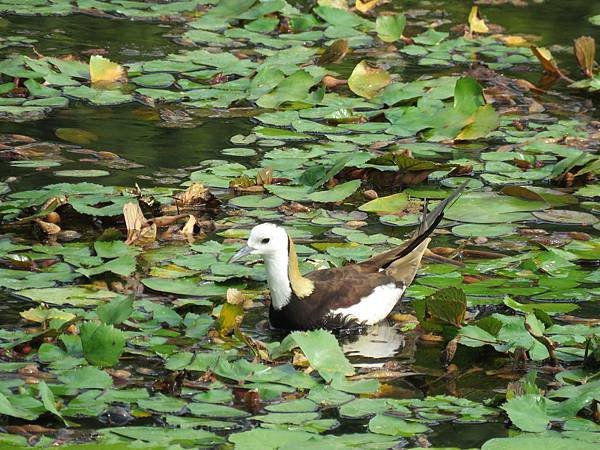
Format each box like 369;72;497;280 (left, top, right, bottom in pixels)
229;245;253;263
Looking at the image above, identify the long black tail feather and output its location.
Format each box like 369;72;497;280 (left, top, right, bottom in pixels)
381;180;469;268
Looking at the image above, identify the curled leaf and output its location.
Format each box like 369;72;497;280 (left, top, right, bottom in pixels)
181;215;196;236
574;36;596;78
468;6;489;34
256;167;273;186
317;39;349;65
123;202;155;245
34;218;60;235
531;46;572;82
226;288;253;309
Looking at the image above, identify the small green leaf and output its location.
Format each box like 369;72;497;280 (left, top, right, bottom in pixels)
80;321;126;367
97;296;133;325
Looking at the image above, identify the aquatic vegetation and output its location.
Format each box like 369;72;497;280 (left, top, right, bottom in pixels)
0;1;598;449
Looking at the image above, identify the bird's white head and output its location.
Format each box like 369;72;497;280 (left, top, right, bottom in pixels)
229;223;289;262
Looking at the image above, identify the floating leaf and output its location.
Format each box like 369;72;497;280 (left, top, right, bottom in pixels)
348;61;391;99
97;296;133;325
501;394;549;432
80;321;126;367
284;330;354;382
89;55;125;84
533;210;599;225
368;414;429;436
359;193;409;213
307;180;361;203
376;14;406;42
55;169;110;178
142;277;229;297
451;223;516;238
55;127;98;145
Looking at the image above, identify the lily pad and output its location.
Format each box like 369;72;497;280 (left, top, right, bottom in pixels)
55;170;110;178
229;195;284;208
533;210;599;225
452;223;516;237
359;193;408;213
348;61;391;99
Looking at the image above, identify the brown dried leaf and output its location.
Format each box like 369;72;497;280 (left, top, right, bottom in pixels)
123;202;155;245
440;336;459;366
34;219;60;235
317;39;349;65
322;75;347;89
226;288;253;309
174;182;213;206
256;167;273;186
574;36;596;78
531;46;572;81
150;214;189;227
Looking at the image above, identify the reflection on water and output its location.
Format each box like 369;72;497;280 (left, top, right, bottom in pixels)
0;105;253;190
342;321;412;366
1;14;181;61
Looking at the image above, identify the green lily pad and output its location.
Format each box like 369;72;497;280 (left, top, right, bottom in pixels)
80;321;125;367
55;127;98;145
376;13;406;43
368;414;429;436
142;277;230;296
445;192;546;223
451;223;516;237
533;210;599;225
307;180;361;203
229;195;284;208
348;61;391;99
359;193;408;213
55;170;110;178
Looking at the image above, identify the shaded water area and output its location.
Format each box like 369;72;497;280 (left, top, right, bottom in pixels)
0;0;599;449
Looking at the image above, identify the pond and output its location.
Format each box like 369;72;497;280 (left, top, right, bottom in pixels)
0;1;599;449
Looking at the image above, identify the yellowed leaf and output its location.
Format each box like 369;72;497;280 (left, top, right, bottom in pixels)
317;0;348;9
138;223;157;246
574;36;596;78
348;60;391;99
468;6;489;34
217;303;244;336
355;0;379;14
498;35;529;47
89;55;125;84
531;46;564;77
123;201;155;245
181;215;196;236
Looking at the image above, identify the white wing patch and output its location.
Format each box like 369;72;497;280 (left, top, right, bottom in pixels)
329;283;405;325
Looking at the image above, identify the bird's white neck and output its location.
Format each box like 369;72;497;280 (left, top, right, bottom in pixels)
263;249;292;310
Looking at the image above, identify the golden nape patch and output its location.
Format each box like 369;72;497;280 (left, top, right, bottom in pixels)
287;237;315;299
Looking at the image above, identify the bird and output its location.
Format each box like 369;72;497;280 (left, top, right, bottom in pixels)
229;182;468;331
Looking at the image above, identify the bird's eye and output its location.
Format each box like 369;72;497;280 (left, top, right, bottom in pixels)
261;238;270;244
